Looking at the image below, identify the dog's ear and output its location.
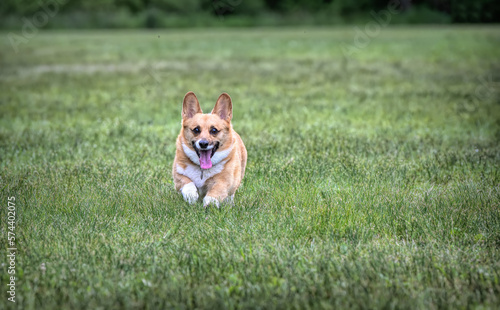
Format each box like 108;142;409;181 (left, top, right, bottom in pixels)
182;91;202;119
212;93;232;122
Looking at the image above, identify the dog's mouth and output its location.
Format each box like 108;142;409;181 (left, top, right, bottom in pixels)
193;142;219;170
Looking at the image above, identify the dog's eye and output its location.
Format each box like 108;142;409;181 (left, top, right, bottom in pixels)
210;127;219;135
192;127;200;134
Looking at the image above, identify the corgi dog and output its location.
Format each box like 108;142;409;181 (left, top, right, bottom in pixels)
172;91;247;207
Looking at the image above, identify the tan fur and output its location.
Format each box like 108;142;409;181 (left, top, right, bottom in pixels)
172;91;247;205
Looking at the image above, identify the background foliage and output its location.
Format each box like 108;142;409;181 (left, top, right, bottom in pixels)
1;0;499;28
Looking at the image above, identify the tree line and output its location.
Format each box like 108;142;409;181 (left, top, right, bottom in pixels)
1;0;499;28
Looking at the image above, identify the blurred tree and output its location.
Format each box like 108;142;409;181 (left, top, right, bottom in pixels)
115;0;145;14
450;0;500;22
0;0;42;15
0;0;499;26
207;0;266;16
149;0;201;13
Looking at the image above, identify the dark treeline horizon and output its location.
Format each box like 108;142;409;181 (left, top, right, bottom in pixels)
1;0;499;28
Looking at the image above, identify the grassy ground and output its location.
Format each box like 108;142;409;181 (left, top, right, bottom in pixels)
0;26;499;309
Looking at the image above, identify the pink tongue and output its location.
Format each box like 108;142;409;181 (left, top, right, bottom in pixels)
199;150;212;169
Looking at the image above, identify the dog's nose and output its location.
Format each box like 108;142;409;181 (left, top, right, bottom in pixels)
198;140;209;149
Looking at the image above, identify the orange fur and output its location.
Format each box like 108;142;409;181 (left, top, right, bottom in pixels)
172;92;247;206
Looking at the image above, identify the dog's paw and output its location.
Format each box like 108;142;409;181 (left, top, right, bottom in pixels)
203;196;220;208
181;182;199;204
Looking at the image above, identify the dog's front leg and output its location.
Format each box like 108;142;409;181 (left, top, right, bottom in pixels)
203;182;231;208
174;174;199;204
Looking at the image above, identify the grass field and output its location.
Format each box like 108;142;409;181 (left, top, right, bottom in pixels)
1;26;499;309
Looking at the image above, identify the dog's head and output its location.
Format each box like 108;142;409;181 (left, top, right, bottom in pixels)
181;91;233;170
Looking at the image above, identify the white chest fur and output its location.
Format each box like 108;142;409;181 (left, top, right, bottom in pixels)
176;161;227;189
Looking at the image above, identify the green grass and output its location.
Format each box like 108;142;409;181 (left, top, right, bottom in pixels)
0;26;499;309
